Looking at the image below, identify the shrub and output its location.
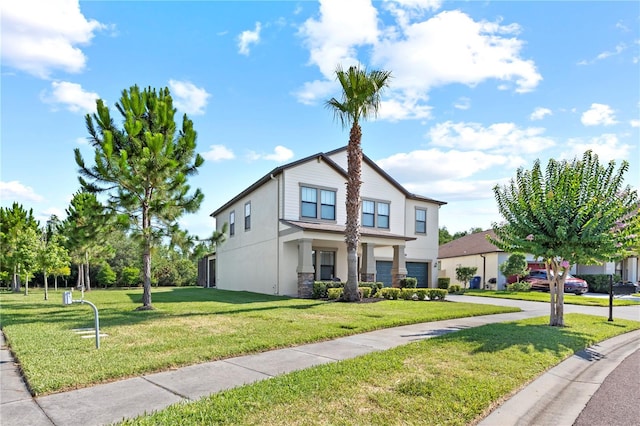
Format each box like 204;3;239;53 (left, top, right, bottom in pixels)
359;281;383;297
437;277;450;289
575;274;622;293
97;264;116;288
448;284;462;294
399;277;417;289
506;281;531;292
359;287;372;298
380;287;401;300
415;289;427;300
427;289;447;300
121;267;141;287
400;289;415;300
312;282;328;299
327;288;343;300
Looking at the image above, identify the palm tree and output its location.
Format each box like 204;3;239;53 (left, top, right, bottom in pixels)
326;65;391;302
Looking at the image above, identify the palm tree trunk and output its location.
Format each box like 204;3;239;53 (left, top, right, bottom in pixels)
343;123;363;302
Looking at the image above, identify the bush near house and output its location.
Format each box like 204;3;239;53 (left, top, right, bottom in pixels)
448;284;463;294
506;281;531;292
326;286;374;300
312;281;383;299
380;288;401;299
575;274;622;293
437;277;450;289
399;277;417;288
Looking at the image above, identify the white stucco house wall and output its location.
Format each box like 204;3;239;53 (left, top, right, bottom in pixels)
204;147;447;297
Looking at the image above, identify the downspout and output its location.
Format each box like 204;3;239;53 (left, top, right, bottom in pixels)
480;254;486;289
272;173;280;295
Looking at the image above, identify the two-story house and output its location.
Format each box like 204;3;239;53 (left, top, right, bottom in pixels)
203;147;446;297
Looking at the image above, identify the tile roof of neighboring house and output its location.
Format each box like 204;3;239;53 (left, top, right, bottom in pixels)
281;220;417;241
211;147;446;217
438;229;502;258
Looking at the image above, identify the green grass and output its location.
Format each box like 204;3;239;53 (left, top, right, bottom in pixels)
463;289;640;306
121;313;640;426
0;287;519;395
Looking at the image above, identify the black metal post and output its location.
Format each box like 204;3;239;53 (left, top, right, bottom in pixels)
608;274;613;322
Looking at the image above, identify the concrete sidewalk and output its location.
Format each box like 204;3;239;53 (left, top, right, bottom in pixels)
1;296;638;426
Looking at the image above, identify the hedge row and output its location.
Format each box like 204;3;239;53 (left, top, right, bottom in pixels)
324;285;448;301
574;274;622;293
313;281;383;299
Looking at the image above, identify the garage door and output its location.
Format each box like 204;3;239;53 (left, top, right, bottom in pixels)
407;262;428;288
376;261;392;287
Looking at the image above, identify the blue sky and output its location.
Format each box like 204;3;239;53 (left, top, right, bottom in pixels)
1;0;639;240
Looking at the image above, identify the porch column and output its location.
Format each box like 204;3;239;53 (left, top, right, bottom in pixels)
626;256;638;283
359;243;376;282
297;238;314;298
391;244;407;288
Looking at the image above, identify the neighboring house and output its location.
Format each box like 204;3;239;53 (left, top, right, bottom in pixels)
204;147;446;297
438;231;639;289
438;230;541;290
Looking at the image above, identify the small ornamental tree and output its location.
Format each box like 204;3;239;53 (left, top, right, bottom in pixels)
499;253;529;283
455;266;477;288
97;264;117;288
490;151;639;326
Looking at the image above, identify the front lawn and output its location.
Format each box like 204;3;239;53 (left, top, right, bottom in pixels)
121;313;640;426
0;287;519;395
463;289;640;306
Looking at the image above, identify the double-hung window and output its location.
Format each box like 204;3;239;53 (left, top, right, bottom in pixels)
415;208;426;234
301;186;336;221
229;211;235;236
362;199;390;229
244;202;251;231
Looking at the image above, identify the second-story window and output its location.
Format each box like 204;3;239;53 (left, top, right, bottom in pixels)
244;202;251;230
229;211;235;236
362;199;390;229
415;208;426;234
301;186;336;220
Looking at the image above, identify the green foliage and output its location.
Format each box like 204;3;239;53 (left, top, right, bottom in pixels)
97;264;117;287
121;267;141;287
455;266;478;288
449;284;463;294
380;288;401;300
399;277;417;288
506;281;531;292
359;287;372;298
399;288;428;300
312;281;381;299
490;151;639;268
327;288;343;300
0;203;39;291
76;85;205;308
574;274;622;293
499;253;529;282
359;282;383;297
437;277;450;289
427;289;448;300
439;227;453;245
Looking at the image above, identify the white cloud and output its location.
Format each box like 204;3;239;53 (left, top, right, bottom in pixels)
0;181;44;202
629;119;640;128
238;22;262;56
578;43;628;65
201;145;235;162
76;137;88;145
1;0;106;78
293;79;336;106
379;97;432;121
37;207;67;224
298;0;378;79
581;103;617;126
530;107;552;121
247;145;294;163
41;81;99;113
453;97;471;110
296;3;542;117
564;134;633;163
427;121;555;154
168;80;210;115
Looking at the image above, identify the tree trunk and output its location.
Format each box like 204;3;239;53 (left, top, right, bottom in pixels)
84;251;91;291
77;263;84;290
24;269;29;296
547;262;565;327
43;268;49;300
12;264;21;292
54;275;58;291
343;123;363;302
139;202;154;310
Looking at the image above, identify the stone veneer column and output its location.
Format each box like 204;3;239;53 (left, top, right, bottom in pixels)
359;243;377;282
391;244;407;288
297;238;315;298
